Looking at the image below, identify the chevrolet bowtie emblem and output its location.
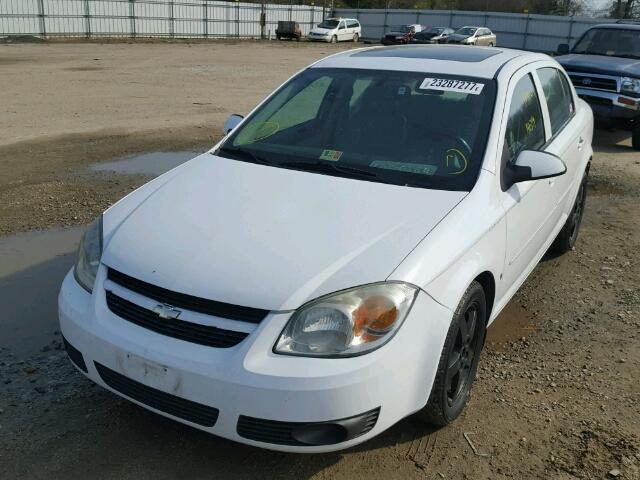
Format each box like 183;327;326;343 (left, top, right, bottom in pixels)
153;303;181;320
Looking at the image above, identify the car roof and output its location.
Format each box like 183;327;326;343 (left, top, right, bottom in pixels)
587;23;640;30
311;45;545;79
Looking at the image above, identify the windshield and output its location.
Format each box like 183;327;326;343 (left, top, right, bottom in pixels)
219;68;496;191
398;25;414;33
318;19;339;29
455;27;476;36
572;28;640;59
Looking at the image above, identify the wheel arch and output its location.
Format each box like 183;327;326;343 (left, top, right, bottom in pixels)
474;271;496;323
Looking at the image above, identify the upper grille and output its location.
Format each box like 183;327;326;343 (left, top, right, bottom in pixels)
237;408;380;446
107;268;268;324
569;74;618;92
106;291;249;348
95;362;219;427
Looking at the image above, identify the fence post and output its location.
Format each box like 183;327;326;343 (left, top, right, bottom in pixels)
289;0;293;22
37;0;46;38
169;0;174;38
83;0;91;38
260;0;265;40
448;10;453;28
567;16;574;44
310;7;315;34
522;13;530;50
383;8;388;34
129;0;136;38
236;0;240;38
203;0;208;38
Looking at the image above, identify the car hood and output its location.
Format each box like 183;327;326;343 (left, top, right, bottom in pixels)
310;27;333;34
556;53;640;77
448;34;470;41
102;154;466;311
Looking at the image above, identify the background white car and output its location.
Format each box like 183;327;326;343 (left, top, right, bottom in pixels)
60;45;592;453
308;17;361;43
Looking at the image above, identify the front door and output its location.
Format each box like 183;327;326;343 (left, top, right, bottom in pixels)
501;69;561;291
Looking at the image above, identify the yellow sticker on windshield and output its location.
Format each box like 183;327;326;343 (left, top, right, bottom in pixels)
320;149;343;161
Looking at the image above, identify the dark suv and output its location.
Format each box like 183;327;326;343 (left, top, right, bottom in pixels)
556;22;640;150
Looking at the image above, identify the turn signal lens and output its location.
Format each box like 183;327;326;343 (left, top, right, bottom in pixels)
274;283;418;357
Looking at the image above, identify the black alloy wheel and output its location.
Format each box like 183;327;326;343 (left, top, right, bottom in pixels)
423;281;486;426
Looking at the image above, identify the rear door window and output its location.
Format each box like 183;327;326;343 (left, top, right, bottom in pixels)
537;67;575;135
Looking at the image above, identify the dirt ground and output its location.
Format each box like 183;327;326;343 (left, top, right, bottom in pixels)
0;42;639;480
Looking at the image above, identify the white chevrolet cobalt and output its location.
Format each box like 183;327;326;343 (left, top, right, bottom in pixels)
59;45;593;452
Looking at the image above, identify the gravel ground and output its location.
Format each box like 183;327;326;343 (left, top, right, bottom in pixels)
0;41;639;479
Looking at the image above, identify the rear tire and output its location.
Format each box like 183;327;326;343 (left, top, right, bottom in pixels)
551;170;588;254
488;42;494;47
353;33;359;42
632;123;640;150
422;281;486;427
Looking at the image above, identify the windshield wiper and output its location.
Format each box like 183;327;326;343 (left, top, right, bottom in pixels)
614;53;640;60
216;146;274;166
280;161;379;179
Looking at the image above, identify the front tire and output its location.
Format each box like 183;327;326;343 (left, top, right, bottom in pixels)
632;123;640;150
422;281;486;427
551;170;588;254
330;35;337;44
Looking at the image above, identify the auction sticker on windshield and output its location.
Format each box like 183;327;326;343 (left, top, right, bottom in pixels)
419;78;485;95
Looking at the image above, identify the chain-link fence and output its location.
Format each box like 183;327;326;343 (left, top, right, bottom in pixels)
0;0;328;38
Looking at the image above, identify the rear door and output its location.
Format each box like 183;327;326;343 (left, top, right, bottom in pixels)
534;65;588;219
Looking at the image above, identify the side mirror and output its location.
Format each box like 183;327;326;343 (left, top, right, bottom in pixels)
504;150;566;189
557;43;570;55
223;114;243;135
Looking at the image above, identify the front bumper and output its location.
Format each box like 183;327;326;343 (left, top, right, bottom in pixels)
59;268;451;452
307;35;331;42
575;87;640;122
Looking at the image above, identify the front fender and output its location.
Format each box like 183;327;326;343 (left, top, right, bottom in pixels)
388;170;507;319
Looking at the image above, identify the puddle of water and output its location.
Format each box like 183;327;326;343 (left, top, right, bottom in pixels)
486;301;537;350
0;227;84;357
90;151;200;176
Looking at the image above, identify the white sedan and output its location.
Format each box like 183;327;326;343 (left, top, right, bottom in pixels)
59;45;593;452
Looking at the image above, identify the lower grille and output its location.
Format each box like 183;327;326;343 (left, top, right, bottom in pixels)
580;95;613;106
237;408;380;446
63;335;87;373
95;362;219;427
105;291;249;348
569;74;617;92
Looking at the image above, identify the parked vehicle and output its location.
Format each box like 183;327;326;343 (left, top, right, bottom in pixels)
447;26;496;46
556;22;640;150
275;21;301;41
60;45;593;453
411;26;455;44
308;17;361;43
381;24;424;45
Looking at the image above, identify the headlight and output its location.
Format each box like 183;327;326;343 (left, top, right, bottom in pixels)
74;215;103;293
274;282;419;357
621;77;640;96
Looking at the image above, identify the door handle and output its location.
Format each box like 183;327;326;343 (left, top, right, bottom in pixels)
577;137;585;150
